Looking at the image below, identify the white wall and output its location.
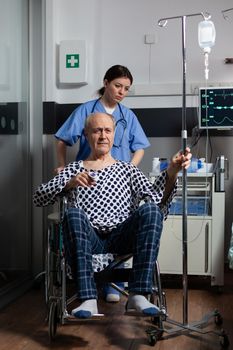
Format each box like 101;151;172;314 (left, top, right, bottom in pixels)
0;0;28;102
43;0;233;105
43;0;233;259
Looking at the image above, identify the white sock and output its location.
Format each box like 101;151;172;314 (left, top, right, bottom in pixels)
71;299;98;319
127;294;160;316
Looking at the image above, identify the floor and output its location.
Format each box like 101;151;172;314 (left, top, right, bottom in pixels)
0;269;232;350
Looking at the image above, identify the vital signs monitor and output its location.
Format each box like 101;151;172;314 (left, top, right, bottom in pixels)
199;87;233;129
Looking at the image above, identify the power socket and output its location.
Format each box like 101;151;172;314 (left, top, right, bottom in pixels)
144;34;156;44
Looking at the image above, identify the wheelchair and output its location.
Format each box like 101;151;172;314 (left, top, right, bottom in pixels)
45;199;168;346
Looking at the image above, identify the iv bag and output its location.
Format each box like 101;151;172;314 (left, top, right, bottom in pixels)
198;20;216;52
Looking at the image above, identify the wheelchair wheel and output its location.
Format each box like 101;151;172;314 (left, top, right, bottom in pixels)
48;301;59;341
45;230;56;305
148;333;157;346
45;250;50;305
148;292;164;340
146;327;163;346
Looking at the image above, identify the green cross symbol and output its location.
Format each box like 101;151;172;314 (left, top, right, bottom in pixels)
66;54;79;68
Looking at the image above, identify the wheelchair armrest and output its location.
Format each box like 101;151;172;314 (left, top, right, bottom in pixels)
59;196;68;222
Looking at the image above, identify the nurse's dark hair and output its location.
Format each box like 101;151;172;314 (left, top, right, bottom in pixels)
98;65;133;96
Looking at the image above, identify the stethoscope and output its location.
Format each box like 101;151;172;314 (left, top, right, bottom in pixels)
91;98;127;147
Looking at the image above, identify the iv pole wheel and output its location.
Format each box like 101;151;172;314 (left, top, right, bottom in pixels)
219;330;230;348
146;330;159;346
148;334;156;346
146;326;164;346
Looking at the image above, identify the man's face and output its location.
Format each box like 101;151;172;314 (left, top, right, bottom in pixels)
85;113;115;156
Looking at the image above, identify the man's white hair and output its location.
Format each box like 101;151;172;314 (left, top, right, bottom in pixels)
84;112;116;130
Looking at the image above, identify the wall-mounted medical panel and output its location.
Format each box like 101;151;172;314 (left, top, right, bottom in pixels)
59;40;87;84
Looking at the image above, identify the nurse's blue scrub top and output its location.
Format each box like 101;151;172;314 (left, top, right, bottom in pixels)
55;99;150;162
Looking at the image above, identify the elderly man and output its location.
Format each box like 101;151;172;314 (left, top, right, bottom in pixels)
33;112;191;319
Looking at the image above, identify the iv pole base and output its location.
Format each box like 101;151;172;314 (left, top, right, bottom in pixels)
146;309;230;348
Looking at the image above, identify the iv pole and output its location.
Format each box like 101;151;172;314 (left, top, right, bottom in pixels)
222;7;233;19
158;11;210;326
148;12;230;346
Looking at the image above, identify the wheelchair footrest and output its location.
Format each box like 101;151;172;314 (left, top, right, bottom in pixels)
66;313;105;321
125;309;167;318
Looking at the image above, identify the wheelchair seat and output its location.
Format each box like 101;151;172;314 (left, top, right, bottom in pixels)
47;211;131;274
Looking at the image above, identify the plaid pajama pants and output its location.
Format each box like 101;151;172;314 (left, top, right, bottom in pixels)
63;202;163;300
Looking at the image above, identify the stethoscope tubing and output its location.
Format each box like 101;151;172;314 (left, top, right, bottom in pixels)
91;98;127;126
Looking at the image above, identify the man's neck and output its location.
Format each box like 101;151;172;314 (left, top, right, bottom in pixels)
84;153;116;170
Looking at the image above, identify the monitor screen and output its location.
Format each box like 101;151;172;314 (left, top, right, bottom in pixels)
199;87;233;129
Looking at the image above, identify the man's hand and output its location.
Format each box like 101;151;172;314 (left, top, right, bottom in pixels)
161;147;192;204
54;166;65;175
65;172;97;190
167;147;192;179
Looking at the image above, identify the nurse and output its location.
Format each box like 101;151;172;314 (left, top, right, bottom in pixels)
54;64;150;302
55;65;150;173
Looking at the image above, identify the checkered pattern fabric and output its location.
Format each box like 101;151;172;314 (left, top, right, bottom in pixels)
63;202;163;300
33;161;176;232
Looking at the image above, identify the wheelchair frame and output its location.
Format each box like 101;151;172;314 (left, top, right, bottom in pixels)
45;198;230;347
45;198;167;346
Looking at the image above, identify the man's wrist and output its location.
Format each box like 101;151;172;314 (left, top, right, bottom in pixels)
166;168;178;182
